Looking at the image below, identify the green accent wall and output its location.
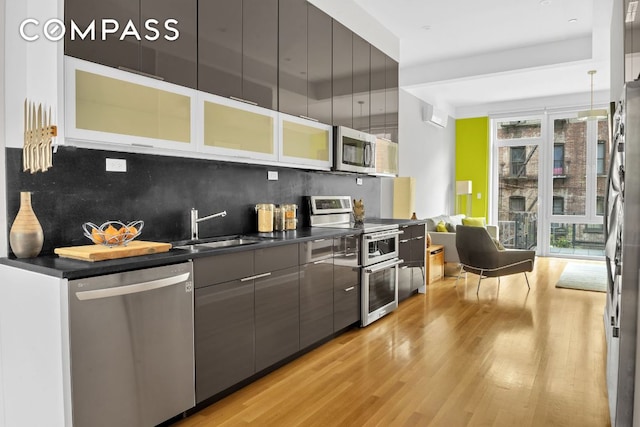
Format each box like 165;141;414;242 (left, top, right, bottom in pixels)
456;117;489;218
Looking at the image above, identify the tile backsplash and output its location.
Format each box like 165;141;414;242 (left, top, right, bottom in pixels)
5;147;381;255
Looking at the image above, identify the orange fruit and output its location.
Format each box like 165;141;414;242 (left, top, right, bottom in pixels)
125;225;138;240
103;225;121;245
91;228;104;244
118;225;137;242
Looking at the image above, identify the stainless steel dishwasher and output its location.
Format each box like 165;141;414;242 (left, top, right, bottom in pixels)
68;262;195;427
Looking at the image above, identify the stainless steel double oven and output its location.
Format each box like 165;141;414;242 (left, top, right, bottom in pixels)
308;196;403;326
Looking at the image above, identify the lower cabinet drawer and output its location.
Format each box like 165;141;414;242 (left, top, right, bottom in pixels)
334;283;360;331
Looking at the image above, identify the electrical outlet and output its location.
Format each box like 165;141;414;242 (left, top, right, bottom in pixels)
268;171;278;181
106;158;127;172
477;192;482;199
356;177;363;185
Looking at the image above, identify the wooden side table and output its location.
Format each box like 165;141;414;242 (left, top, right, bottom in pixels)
426;244;445;284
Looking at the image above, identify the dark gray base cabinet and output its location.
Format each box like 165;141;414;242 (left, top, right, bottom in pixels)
255;266;300;372
300;260;334;349
333;280;360;331
398;224;426;302
333;235;360;330
194;279;254;403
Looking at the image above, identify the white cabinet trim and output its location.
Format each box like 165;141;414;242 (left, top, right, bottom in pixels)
196;91;279;162
277;113;333;170
64;56;198;152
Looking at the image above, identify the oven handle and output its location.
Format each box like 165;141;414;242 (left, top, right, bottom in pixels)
363;258;404;274
363;230;404;240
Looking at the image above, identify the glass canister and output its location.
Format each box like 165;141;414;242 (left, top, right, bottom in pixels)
255;203;275;232
282;204;298;230
273;206;286;231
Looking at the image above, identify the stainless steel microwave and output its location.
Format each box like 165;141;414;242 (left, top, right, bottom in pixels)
333;126;376;174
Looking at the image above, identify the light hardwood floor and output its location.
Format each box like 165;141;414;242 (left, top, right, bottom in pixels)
175;257;610;426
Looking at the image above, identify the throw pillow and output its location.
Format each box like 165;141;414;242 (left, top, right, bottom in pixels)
462;217;486;227
436;221;448;232
446;222;456;232
492;237;505;251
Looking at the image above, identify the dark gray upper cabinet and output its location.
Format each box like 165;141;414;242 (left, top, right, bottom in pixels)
64;0;140;71
65;0;196;88
279;2;332;123
370;46;387;137
199;0;277;109
332;21;353;128
140;0;197;88
306;5;333;124
242;0;278;109
385;56;400;142
198;0;243;100
352;34;371;133
278;0;308;118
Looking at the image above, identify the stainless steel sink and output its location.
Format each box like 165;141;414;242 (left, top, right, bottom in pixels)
175;235;270;251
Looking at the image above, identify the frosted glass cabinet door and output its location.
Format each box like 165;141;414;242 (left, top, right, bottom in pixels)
279;114;332;170
65;56;197;151
199;93;278;161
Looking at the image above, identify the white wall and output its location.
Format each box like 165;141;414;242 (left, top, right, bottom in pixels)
0;0;6;259
396;89;456;218
0;0;6;421
3;0;63;258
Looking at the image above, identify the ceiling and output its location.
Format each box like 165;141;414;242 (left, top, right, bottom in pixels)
313;0;614;118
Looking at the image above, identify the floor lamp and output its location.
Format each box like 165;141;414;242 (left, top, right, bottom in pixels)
456;180;472;217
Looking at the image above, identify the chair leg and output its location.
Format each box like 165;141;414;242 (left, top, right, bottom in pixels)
476;270;483;295
455;265;463;286
524;272;530;289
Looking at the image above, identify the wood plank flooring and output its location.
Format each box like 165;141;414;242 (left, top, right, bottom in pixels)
174;257;610;426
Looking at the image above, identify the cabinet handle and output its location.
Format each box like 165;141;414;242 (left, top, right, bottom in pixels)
344;286;355;292
299;115;319;122
400;239;410;243
401;265;409;270
314;260;328;264
415;236;424;240
117;66;164;81
344;253;356;257
240;272;272;282
131;143;154;149
230;96;258;106
313;239;326;243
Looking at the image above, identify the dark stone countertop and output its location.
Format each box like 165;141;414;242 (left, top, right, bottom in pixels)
0;227;361;280
371;217;428;226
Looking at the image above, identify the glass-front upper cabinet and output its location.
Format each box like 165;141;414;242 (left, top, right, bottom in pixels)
198;92;278;162
65;56;196;151
279;114;332;170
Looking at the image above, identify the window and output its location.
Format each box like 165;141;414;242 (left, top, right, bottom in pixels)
596;196;604;216
597;140;606;175
553;144;565;175
553;196;564;215
511;146;526;176
509;196;525;212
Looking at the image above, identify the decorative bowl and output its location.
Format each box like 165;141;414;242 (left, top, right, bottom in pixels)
82;220;144;247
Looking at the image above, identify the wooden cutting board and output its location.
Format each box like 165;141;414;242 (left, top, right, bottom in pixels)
54;241;172;262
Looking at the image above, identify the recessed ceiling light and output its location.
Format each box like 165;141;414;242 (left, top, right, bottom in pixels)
422;25;431;31
539;0;551;5
568;18;578;23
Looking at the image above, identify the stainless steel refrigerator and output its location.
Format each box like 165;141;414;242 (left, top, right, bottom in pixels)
605;80;640;426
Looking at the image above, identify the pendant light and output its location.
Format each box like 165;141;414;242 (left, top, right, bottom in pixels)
577;70;608;121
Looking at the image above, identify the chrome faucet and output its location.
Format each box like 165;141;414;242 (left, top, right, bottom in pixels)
190;208;227;241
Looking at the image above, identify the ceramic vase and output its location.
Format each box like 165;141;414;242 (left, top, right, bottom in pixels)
9;191;44;258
